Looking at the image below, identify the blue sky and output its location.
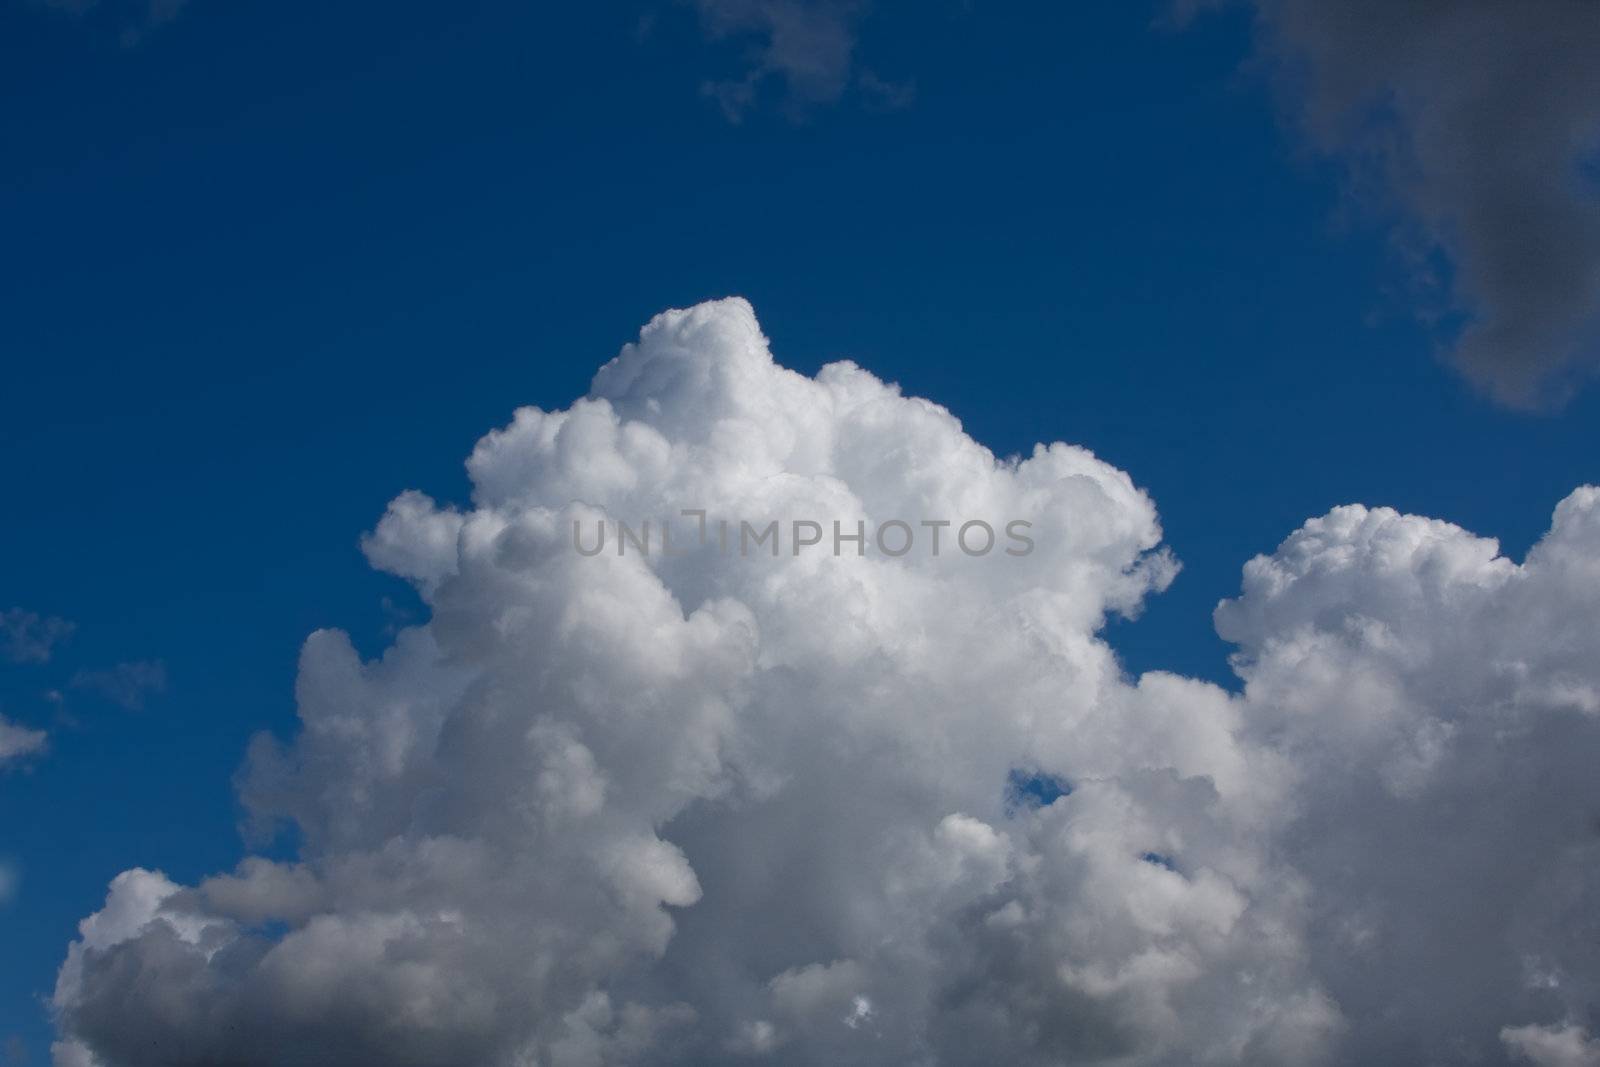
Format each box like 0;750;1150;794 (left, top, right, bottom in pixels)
3;1;1599;1062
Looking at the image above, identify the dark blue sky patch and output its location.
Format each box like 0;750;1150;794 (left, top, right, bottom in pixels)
1005;769;1072;813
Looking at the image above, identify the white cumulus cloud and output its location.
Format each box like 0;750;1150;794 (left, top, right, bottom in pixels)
51;299;1600;1066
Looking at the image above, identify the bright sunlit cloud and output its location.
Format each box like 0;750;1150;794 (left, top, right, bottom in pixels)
49;300;1600;1066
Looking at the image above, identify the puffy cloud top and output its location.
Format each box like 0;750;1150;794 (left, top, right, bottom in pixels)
53;300;1600;1066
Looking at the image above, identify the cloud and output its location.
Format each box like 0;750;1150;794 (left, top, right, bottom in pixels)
1186;0;1600;408
689;0;911;121
51;300;1600;1065
69;661;166;712
0;861;21;906
0;715;48;768
1503;1022;1600;1067
0;609;74;665
31;0;193;46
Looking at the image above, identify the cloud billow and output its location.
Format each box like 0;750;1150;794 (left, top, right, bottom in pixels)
51;300;1600;1065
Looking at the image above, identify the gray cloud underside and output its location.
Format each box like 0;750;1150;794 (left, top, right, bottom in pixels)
1212;0;1600;408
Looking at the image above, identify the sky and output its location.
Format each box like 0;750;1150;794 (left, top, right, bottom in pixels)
2;2;1600;1065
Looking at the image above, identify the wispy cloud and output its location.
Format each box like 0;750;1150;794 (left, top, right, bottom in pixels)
0;715;47;767
688;0;912;122
0;609;74;666
32;0;194;46
70;660;167;711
